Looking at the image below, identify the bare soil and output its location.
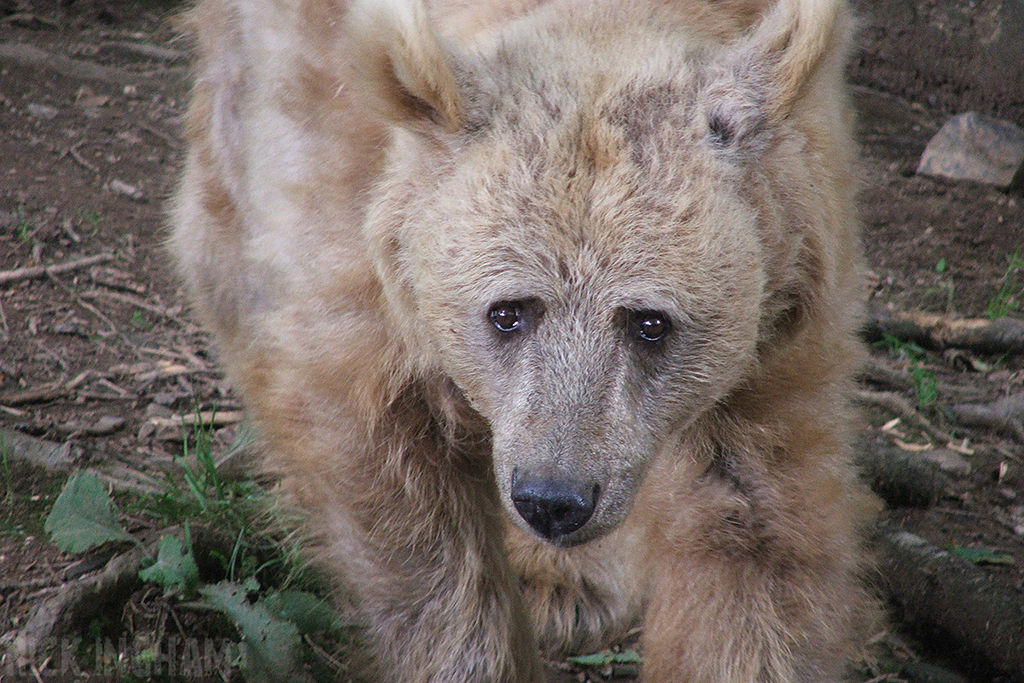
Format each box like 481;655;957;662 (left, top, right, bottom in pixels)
0;1;1022;681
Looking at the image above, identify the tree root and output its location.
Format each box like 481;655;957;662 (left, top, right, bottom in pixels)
950;393;1024;442
10;546;145;669
0;42;139;84
874;523;1024;680
855;439;949;508
866;305;1024;355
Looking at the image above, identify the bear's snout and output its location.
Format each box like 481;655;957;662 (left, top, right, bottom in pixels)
510;470;600;543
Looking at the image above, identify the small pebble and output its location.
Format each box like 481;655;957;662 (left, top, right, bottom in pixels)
26;103;58;120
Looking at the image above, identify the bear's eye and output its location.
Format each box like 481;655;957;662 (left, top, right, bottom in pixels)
632;310;671;342
489;301;523;333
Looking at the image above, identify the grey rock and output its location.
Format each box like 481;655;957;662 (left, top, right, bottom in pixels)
917;111;1024;189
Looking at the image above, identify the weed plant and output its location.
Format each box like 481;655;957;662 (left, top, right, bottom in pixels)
43;409;354;683
987;250;1024;319
875;334;938;410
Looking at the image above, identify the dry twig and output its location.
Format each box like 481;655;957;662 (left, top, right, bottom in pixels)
66;141;100;175
140;410;245;442
0;384;67;407
135;121;182;149
0;253;113;286
98;41;186;63
79;288;171;317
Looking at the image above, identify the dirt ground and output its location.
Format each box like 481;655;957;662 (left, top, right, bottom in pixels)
0;0;1022;681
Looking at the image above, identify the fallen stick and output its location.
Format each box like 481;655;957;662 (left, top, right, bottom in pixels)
135;121;182;149
176;410;245;428
0;295;9;341
66;141;100;174
141;411;246;442
0;253;113;286
874;524;1024;680
79;288;176;319
866;306;1024;355
0;384;67;406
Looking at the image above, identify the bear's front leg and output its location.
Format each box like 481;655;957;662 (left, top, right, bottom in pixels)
277;382;544;683
635;427;872;683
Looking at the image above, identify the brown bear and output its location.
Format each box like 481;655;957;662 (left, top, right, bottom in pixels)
170;0;877;679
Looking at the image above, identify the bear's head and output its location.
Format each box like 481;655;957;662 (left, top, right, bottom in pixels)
353;0;852;545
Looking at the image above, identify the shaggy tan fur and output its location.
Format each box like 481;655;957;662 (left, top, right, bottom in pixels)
170;0;877;679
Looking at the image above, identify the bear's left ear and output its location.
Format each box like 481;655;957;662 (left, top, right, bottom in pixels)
701;0;853;151
346;0;466;132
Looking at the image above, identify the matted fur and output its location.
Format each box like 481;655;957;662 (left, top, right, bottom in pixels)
170;0;877;680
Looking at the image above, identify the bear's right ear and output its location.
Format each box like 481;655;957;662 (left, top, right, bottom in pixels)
346;0;464;132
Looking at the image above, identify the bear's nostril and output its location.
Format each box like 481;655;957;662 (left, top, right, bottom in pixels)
510;473;599;541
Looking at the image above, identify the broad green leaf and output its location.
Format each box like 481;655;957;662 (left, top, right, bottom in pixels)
139;533;200;597
201;582;301;683
45;473;135;553
567;649;643;667
263;590;345;634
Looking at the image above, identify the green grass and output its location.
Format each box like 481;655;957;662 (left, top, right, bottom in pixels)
134;410;303;586
912;256;955;314
986;250;1024;319
1;433;12;507
78;208;102;229
15;207;31;242
875;334;938;410
910;364;938;409
129;310;153;331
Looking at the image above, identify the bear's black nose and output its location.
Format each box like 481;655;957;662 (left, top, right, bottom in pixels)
511;472;599;541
